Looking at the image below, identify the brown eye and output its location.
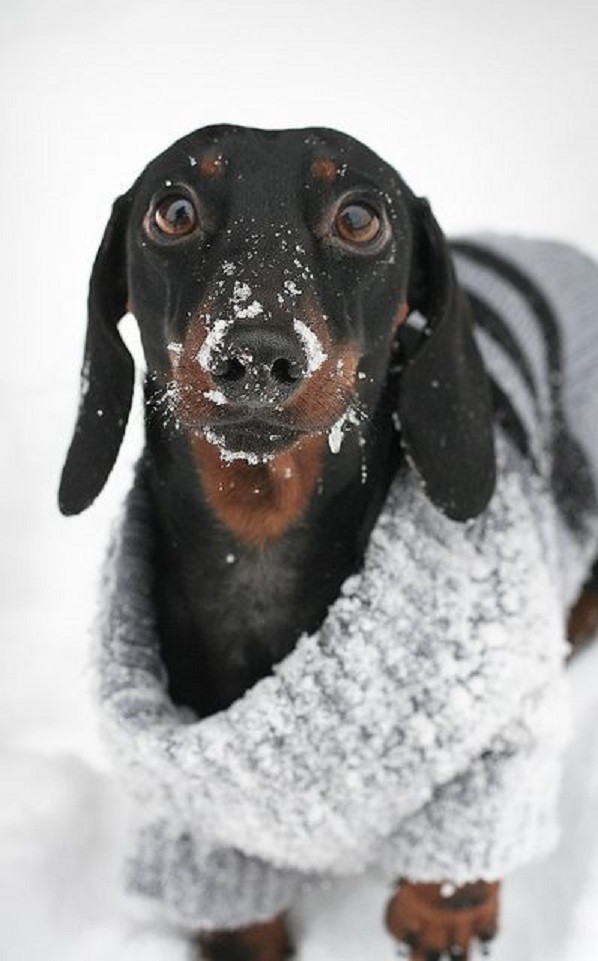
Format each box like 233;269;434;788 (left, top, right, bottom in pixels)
154;195;197;237
334;203;380;245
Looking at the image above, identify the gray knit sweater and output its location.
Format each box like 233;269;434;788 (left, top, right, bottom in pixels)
98;235;598;931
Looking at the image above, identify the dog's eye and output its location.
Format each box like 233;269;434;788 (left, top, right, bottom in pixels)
334;203;380;245
154;195;198;237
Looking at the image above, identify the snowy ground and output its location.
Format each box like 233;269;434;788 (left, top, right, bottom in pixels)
2;1;598;958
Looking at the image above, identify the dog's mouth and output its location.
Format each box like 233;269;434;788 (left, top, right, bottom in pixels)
197;404;366;463
150;372;366;461
201;417;308;462
149;343;364;461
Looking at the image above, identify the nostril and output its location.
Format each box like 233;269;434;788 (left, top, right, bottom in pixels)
271;357;302;385
213;357;246;382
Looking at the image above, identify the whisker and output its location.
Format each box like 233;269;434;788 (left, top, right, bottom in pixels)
145;372;182;434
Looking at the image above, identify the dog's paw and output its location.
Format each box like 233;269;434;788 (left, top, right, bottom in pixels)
196;911;294;961
385;880;499;960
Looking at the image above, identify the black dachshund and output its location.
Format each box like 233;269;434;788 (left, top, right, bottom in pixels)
59;125;597;961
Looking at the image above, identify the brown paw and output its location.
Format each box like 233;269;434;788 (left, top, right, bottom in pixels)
567;589;598;655
197;912;294;961
385;880;500;960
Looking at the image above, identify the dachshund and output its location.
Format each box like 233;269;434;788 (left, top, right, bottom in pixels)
59;125;598;961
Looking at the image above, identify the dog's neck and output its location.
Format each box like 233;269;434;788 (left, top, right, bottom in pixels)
143;384;401;716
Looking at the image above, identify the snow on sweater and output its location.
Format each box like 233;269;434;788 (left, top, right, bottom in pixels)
97;235;598;930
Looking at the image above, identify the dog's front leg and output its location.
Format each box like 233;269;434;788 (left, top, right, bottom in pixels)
196;911;294;961
385;880;500;960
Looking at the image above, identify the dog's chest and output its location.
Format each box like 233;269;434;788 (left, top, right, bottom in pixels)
156;521;351;716
199;541;308;669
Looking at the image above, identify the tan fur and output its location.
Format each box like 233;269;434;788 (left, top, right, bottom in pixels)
568;590;598;656
189;432;327;546
198;152;226;178
311;157;337;183
396;301;409;327
167;310;213;423
167;295;365;544
386;880;500;958
285;297;360;429
197;911;292;961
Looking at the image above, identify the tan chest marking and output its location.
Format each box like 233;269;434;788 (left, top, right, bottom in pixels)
189;432;327;546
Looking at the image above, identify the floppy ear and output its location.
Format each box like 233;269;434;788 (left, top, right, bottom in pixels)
58;193;134;515
398;198;496;520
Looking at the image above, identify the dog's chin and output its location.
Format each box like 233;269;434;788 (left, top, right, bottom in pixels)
200;421;307;464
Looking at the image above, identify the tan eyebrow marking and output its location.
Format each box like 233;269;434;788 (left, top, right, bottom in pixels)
311;157;337;183
199;152;226;178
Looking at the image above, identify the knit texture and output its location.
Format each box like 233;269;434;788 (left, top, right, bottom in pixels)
97;235;598;930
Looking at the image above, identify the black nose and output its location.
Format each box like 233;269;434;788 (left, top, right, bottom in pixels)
209;327;307;406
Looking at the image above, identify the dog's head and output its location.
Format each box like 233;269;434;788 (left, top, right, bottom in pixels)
59;125;495;520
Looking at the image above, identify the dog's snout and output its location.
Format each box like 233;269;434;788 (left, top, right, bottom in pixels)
209;327;306;406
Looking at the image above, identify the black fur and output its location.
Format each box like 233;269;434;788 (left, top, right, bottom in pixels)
59;126;496;715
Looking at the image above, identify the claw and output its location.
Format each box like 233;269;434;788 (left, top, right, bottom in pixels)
449;947;466;959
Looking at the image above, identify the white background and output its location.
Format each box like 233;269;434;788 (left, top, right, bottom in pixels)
1;1;598;958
